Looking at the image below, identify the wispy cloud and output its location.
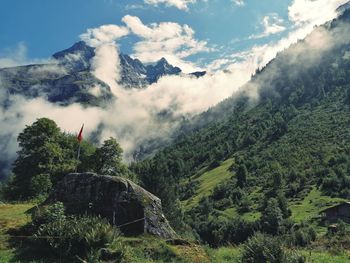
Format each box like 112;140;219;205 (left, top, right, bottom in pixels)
232;0;245;7
0;43;48;68
144;0;197;11
125;4;147;10
249;13;286;39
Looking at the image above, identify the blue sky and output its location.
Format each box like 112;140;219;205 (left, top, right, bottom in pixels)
0;0;347;71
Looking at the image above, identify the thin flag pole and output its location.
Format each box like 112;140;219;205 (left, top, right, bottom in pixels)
75;124;84;173
75;144;81;172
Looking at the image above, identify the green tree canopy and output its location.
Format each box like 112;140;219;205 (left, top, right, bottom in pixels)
10;118;66;198
7;118;93;199
91;137;128;176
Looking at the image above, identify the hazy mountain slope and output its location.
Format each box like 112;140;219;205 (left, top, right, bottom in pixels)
0;64;113;106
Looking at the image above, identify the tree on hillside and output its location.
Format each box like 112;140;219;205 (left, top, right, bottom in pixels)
9;118;66;198
236;164;248;188
91;138;128;177
346;88;350;105
261;198;283;235
5;118;95;199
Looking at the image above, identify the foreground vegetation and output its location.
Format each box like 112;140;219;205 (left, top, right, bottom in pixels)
1;203;350;262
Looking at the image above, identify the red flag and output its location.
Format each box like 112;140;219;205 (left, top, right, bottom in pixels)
77;124;84;143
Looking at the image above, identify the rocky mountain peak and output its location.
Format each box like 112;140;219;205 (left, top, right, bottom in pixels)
52;41;94;60
52;41;95;72
146;58;182;83
157;57;169;66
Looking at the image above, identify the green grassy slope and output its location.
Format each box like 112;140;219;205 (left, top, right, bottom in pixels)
183;159;234;208
290;187;346;224
0;203;34;262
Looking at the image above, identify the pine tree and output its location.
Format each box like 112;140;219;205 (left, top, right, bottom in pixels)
261;198;283;235
236;164;248;188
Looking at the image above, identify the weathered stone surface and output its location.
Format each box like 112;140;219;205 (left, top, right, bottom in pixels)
46;173;176;239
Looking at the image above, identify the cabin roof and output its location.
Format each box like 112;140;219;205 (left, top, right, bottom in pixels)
320;202;350;213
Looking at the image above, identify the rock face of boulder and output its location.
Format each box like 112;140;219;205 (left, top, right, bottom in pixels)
46;173;176;239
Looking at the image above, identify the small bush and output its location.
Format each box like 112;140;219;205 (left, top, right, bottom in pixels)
287;225;317;247
241;233;284;263
32;202;66;228
241;232;305;263
35;215;121;262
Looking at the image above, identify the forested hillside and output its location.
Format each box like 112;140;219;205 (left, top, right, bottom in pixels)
131;8;350;242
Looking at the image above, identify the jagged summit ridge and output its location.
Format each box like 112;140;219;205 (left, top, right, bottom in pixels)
53;41;183;88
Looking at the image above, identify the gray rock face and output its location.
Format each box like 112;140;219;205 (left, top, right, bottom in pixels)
46;173;177;239
0;65;113;106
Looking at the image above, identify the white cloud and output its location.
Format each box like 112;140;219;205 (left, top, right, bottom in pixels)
80;24;129;47
91;43;122;96
232;0;245;6
122;15;211;72
206;58;232;71
144;0;196;11
249;13;286;39
288;0;349;26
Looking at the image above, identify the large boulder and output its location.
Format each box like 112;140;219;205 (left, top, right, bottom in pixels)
46;173;176;239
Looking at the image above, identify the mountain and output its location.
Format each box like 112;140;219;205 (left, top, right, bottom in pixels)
131;7;350;243
53;41;184;88
53;41;185;87
120;54;182;88
0;41;188;106
337;1;350;15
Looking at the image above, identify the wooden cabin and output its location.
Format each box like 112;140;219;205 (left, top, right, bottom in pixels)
320;202;350;223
